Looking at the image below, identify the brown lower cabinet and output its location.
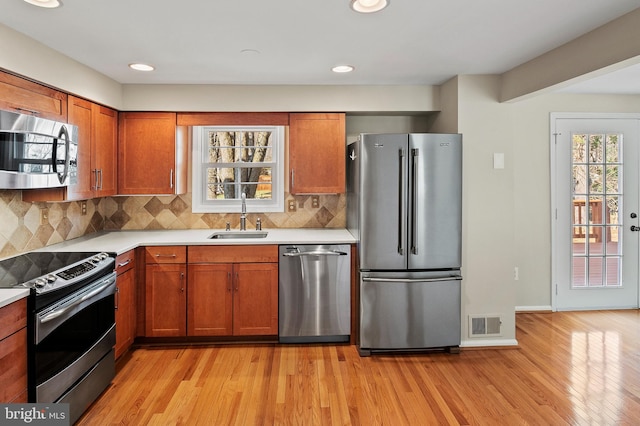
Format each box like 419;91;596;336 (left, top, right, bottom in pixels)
144;245;278;338
0;298;28;402
114;250;137;358
188;262;278;336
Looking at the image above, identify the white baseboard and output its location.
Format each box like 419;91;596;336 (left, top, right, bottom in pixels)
515;305;553;312
460;338;518;348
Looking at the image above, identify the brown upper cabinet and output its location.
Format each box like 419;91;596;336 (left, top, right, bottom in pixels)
118;112;187;195
23;96;117;202
0;71;67;121
289;113;346;194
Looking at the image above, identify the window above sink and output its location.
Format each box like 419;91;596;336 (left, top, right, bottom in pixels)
192;125;285;213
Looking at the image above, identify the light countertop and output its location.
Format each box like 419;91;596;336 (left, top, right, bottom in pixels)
0;288;30;309
39;228;356;255
1;228;356;306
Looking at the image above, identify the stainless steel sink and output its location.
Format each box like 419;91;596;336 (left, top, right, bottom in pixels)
208;230;268;239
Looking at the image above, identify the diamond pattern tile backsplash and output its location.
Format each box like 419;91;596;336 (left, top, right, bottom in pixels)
0;190;346;259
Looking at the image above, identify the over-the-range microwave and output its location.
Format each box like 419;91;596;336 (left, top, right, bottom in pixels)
0;109;78;189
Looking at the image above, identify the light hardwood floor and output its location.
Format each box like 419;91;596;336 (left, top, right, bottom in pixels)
78;310;640;425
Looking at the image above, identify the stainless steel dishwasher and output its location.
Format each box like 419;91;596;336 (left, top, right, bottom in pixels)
279;244;351;343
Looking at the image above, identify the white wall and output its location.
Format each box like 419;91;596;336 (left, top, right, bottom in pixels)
0;24;123;109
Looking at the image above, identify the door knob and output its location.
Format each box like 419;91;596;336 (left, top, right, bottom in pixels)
631;225;640;232
631;213;638;218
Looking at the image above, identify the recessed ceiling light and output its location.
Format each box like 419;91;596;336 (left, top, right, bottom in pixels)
240;49;261;55
23;0;61;8
332;65;355;73
350;0;388;13
129;63;155;72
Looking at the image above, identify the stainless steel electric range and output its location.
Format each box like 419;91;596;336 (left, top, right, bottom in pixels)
0;251;116;424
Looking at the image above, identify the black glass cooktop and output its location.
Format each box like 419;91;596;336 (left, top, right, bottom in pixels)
0;251;101;288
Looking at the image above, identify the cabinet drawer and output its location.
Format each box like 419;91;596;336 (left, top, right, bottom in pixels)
115;250;136;274
189;245;278;263
0;299;27;341
145;246;187;264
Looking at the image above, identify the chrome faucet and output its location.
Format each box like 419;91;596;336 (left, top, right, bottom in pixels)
240;192;247;231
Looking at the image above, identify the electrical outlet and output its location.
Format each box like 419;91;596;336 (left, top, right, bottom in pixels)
81;201;87;215
40;208;49;225
311;195;320;208
288;200;297;212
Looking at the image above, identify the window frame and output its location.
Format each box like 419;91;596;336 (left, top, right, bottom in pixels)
192;125;285;213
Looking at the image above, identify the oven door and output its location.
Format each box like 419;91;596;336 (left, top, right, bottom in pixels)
33;272;116;403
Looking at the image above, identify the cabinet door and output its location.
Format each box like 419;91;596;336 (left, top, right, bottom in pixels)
188;264;233;336
233;263;278;336
0;328;28;403
67;95;94;200
93;105;117;197
118;112;177;195
289;113;346;194
145;263;187;337
115;267;136;358
0;71;67;121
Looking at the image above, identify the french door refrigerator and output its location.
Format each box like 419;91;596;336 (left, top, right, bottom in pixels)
347;133;462;356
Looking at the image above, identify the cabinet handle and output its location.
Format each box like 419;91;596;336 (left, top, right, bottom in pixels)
98;169;103;190
115;286;119;310
15;107;40;115
117;259;132;268
291;169;295;191
227;272;232;292
155;254;177;258
170;169;174;189
235;272;239;292
180;272;185;292
91;169;96;190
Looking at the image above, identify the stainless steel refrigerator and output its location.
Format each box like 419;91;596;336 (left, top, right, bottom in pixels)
347;133;462;356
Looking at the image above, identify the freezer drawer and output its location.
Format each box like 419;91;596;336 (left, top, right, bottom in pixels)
359;272;461;354
278;245;351;343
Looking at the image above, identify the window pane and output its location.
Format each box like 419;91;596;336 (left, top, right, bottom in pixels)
207;131;273;163
588;166;603;193
605;257;621;286
572;257;586;287
588;257;604;287
605;165;620;193
606;196;619;225
588;196;604;224
608;226;621;252
588;134;604;163
573;166;587;194
573;195;587;225
573;233;586;254
606;134;619;163
572;134;587;163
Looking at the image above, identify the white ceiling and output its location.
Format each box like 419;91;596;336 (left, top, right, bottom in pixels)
1;0;640;93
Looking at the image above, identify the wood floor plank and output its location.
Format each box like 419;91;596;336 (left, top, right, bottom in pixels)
78;310;640;425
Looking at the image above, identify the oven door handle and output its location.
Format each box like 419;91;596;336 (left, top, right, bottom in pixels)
40;280;113;324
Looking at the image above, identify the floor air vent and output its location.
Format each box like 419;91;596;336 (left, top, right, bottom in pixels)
469;315;502;337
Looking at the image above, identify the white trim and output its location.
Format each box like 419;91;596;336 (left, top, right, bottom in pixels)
460;339;518;348
515;305;553;312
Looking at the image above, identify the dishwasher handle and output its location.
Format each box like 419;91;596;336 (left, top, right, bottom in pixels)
283;250;348;257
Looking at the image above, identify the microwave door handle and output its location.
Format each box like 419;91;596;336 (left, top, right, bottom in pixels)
59;126;70;184
398;148;405;256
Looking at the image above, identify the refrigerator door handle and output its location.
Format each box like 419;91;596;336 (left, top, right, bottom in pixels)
410;148;419;255
398;148;405;256
363;277;462;283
